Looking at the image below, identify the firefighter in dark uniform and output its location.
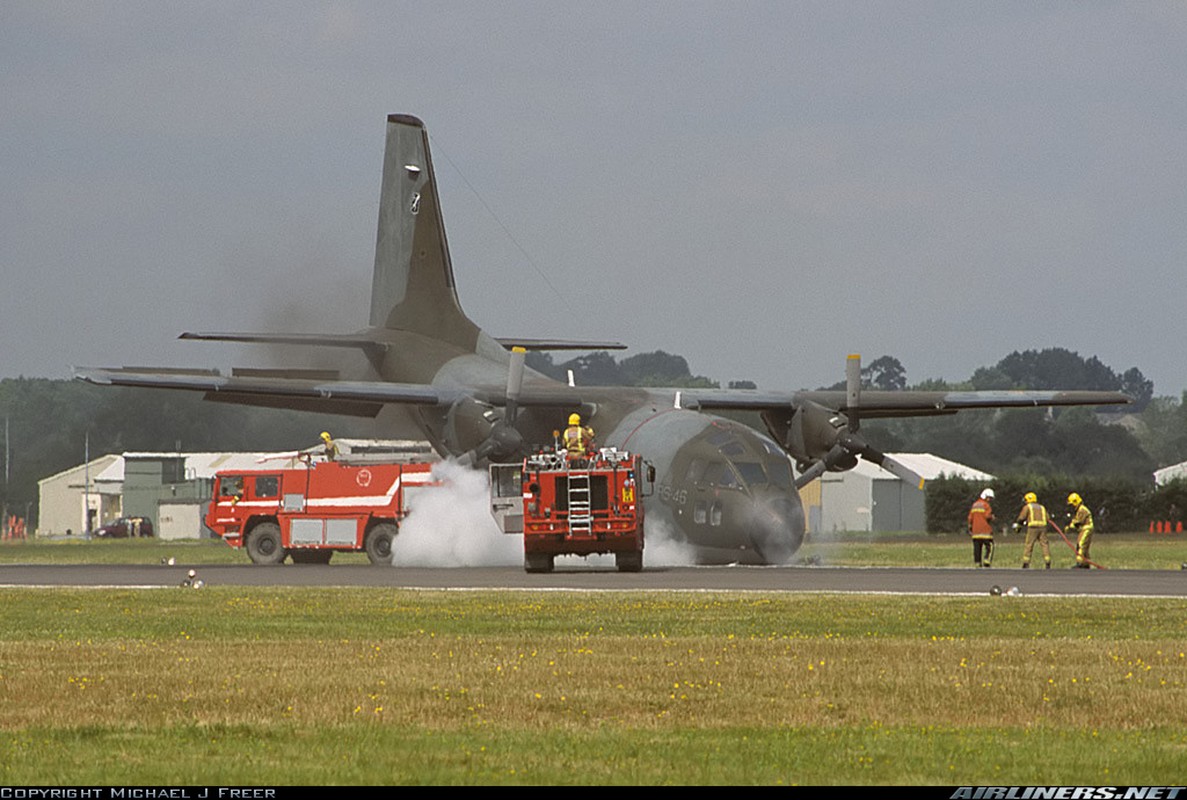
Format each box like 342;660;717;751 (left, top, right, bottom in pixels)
1015;491;1052;569
967;488;996;567
563;413;595;460
1067;492;1095;568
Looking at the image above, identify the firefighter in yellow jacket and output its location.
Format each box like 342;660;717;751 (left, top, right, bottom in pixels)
1014;491;1052;569
1067;492;1095;569
319;431;339;461
967;488;996;567
563;413;595;460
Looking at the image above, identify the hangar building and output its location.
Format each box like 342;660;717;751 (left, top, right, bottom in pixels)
818;453;994;534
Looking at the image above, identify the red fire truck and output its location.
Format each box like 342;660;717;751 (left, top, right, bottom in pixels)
490;448;654;573
206;457;436;565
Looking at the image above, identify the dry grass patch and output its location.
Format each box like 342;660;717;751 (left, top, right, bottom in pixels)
3;591;1185;734
3;588;1187;783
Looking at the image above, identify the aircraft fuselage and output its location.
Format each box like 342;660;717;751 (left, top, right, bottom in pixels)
403;336;806;564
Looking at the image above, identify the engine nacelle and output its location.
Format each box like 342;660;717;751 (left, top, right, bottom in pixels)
761;402;851;468
441;398;501;456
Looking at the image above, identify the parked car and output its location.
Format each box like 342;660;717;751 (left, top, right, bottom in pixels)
94;517;154;538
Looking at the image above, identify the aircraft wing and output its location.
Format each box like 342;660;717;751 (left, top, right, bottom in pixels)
75;367;463;413
73;367;589;414
680;387;1132;416
76;365;1131;418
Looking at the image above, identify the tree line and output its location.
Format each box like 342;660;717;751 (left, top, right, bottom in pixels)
926;474;1187;535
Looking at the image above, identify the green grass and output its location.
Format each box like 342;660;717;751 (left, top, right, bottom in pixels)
1;588;1185;784
799;530;1187;570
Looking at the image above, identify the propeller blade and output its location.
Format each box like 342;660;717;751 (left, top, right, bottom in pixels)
846;353;861;432
505;346;526;425
793;459;828;489
858;448;927;490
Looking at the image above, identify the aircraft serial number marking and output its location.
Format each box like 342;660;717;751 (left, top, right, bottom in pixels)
657;484;687;506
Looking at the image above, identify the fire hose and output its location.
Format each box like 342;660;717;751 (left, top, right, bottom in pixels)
1048;519;1107;570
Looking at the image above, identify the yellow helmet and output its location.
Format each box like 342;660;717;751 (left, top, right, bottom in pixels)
568;413;581;425
320;431;332;441
1068;492;1082;507
1024;492;1037;504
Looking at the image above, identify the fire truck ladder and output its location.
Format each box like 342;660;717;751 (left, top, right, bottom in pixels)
567;471;592;535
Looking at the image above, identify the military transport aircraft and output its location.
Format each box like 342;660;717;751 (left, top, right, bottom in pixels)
76;114;1130;565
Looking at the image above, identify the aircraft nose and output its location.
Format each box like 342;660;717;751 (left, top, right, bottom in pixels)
746;490;805;565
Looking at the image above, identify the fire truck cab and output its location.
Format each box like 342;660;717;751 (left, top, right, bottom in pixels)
490;448;654;573
206;457;435;565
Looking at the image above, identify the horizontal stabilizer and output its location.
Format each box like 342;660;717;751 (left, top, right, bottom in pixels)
180;331;388;356
75;367;460;405
75;365;592;414
494;338;628;351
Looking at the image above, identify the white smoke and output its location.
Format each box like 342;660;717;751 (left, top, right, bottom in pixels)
391;461;522;567
641;516;700;566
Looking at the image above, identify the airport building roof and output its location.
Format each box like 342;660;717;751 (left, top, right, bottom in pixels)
826;452;994;483
1154;461;1187;486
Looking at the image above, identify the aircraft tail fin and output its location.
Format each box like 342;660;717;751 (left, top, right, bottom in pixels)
369;114;480;350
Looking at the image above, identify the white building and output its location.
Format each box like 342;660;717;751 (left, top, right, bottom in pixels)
36;454;122;536
1154;461;1187;486
818;453;995;533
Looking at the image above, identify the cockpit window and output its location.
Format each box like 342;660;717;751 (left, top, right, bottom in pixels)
719;441;746;457
703;461;738;488
684;458;707;484
733;461;768;487
766;458;793;489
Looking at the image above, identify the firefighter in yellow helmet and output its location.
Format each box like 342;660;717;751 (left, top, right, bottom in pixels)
1067;492;1095;569
563;413;595;461
1014;491;1052;569
319;431;339;461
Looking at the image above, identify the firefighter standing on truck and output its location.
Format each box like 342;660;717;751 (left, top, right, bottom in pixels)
320;431;339;461
563;413;595;460
967;488;996;567
1015;491;1052;569
1067;492;1095;569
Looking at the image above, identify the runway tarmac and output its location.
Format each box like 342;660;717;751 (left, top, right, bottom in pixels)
2;562;1187;597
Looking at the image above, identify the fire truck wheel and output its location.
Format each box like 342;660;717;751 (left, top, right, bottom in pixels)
246;523;286;565
365;523;398;565
615;551;643;573
524;552;554;573
290;550;333;564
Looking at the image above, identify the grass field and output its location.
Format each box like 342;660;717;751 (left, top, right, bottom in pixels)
1;535;1186;785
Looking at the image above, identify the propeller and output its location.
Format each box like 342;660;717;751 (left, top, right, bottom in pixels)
792;354;927;490
458;347;528;466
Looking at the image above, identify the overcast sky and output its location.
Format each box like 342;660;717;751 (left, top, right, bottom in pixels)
3;2;1185;398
